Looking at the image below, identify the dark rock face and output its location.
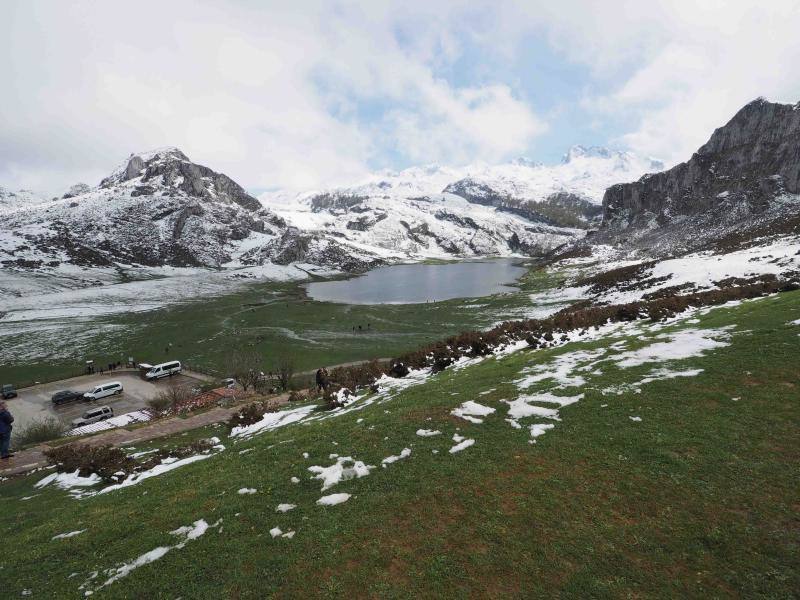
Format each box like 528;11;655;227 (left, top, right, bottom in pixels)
346;212;388;231
601;98;800;233
310;192;367;212
433;210;480;230
445;179;599;228
442;178;503;206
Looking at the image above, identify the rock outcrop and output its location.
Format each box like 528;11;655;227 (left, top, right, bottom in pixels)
601;98;800;234
101;147;262;211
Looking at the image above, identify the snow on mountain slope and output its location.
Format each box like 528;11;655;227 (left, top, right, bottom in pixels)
281;145;661;207
261;146;660;260
1;144;659;291
0;187;47;211
0;148;384;280
267;192;579;260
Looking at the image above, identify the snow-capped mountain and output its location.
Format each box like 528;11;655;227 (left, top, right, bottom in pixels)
0;148;386;277
267;191;578;261
279;146;661;210
260;145;661;260
0;144;661;281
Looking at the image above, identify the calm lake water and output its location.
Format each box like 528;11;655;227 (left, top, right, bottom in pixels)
305;258;527;304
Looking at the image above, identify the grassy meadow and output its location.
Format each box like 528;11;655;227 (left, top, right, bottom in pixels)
1;289;797;598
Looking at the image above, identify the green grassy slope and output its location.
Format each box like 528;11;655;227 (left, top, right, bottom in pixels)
1;291;798;598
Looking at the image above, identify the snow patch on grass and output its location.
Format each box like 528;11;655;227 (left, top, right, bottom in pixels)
80;519;221;595
52;529;86;540
230;404;316;438
317;493;351;506
449;438;475;453
416;429;441;437
529;423;554;438
308;457;374;491
451;400;496;424
381;448;411;467
613;328;731;368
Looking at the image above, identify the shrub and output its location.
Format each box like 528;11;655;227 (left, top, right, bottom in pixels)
226;401;281;431
12;417;66;448
44;440;216;483
147;395;173;414
288;390;306;402
44;444;132;481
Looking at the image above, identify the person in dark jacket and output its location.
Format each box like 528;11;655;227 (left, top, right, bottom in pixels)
0;401;14;459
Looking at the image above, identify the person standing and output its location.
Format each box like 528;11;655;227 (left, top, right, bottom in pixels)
0;401;14;459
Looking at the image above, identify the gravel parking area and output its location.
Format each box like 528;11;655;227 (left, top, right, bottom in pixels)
4;370;208;431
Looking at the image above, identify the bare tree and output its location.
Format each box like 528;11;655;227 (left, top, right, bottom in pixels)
148;385;191;414
225;349;263;392
272;355;296;392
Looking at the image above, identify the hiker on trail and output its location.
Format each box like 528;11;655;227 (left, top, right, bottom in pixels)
321;368;330;391
0;401;14;459
316;368;330;392
315;368;325;391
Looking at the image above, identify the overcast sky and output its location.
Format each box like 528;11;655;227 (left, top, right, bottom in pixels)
2;0;799;196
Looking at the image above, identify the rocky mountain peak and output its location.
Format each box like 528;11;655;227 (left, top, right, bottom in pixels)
99;147;261;212
509;157;543;168
562;145;611;163
598;97;800;251
560;145;664;173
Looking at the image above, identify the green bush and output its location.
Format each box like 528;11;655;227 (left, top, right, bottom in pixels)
12;417;66;449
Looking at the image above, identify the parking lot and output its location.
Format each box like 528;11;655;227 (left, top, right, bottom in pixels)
5;370;208;431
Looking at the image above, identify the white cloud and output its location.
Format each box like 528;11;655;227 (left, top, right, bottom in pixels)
567;0;800;164
1;0;798;195
0;0;545;195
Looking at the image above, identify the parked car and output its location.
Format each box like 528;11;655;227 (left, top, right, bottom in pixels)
51;390;83;405
83;381;123;401
221;378;236;389
1;384;17;399
145;361;182;380
72;406;114;428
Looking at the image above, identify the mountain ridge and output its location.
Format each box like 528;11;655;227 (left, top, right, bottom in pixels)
595;97;800;254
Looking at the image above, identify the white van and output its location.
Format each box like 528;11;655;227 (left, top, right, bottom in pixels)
145;361;182;380
72;405;114;428
83;381;123;401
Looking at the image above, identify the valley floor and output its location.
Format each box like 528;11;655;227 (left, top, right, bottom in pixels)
1;290;798;598
0;258;547;387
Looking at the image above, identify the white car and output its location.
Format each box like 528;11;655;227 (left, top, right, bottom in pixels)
145;361;182;380
72;405;114;428
83;381;123;401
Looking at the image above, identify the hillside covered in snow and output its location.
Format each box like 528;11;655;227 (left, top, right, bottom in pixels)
1;144;662;288
260;145;662;261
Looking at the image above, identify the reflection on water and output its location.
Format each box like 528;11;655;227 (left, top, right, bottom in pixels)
305;258;527;305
